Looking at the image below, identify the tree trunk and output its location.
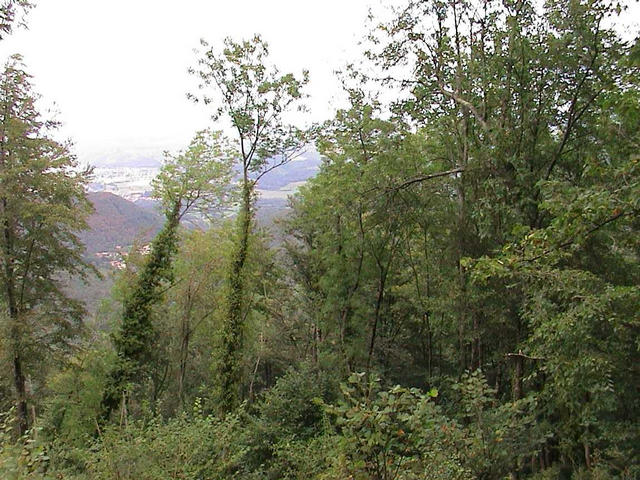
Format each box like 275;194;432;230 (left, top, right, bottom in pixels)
366;262;388;376
3;197;28;436
99;199;182;424
513;354;523;401
311;324;319;365
178;304;192;410
178;323;189;409
455;174;469;374
472;313;481;370
12;352;28;435
219;173;252;412
584;441;591;469
425;311;433;380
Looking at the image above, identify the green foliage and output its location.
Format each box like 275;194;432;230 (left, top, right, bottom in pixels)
190;34;309;174
0;411;49;479
151;129;234;216
41;341;116;444
448;370;546;478
0;55;94;435
324;373;469;480
78;411;248;480
99;203;182;422
101;131;234;422
151;225;233;416
257;364;334;440
241;365;337;478
191;34;309;412
2;1;639;478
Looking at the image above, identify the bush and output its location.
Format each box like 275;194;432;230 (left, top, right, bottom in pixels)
243;364;338;479
0;411;50;480
324;373;471;480
78;408;247;479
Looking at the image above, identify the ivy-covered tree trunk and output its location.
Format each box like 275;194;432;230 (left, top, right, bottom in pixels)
100;200;181;422
219;174;252;412
190;36;308;412
99;130;232;424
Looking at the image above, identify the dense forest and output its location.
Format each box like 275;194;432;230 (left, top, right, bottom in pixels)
0;0;639;478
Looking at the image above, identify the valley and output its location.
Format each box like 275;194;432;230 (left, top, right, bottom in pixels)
81;149;321;266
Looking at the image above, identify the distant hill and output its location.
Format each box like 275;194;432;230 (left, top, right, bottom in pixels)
85;145;164;168
80;192;164;258
255;150;322;190
79;149;320;262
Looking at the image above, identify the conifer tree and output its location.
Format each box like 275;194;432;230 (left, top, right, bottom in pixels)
0;56;92;435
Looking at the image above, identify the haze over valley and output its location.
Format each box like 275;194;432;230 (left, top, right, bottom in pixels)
82;149;321;265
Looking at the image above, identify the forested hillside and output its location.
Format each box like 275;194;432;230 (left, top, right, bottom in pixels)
81;192;163;256
0;0;638;479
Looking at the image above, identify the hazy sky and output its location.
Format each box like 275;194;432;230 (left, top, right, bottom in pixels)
0;1;637;166
0;0;396;165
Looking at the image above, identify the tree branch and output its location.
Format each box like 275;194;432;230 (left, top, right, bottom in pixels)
505;351;544;361
437;84;490;133
524;210;633;263
390;167;465;192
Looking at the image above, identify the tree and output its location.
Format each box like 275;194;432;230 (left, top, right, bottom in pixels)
0;56;93;436
151;129;234;220
364;0;640;473
285;89;460;384
161;226;232;413
0;0;33;40
100;130;233;422
190;34;308;411
282;0;639;475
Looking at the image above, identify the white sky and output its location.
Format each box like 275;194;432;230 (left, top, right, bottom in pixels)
0;1;637;166
0;0;397;165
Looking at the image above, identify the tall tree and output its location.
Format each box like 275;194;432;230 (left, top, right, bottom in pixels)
0;56;92;436
100;130;233;422
190;35;308;411
364;0;640;472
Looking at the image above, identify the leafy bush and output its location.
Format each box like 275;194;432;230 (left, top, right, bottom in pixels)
450;369;546;478
324;373;471;480
78;408;247;480
0;410;49;480
243;364;338;479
